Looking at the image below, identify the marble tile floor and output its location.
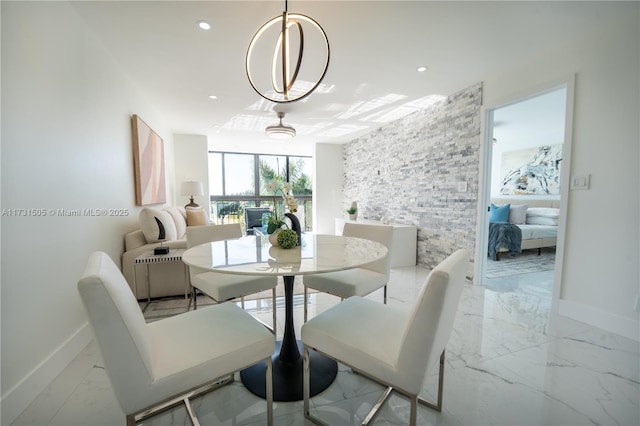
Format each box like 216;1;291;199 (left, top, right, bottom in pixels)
13;265;639;426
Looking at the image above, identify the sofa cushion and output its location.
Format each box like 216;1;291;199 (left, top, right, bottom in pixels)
526;216;559;226
508;204;528;225
139;208;178;243
186;207;209;226
526;207;560;219
489;203;510;223
164;206;187;239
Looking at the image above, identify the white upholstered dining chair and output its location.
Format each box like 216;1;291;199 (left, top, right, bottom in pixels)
302;222;394;322
302;249;469;426
78;251;275;426
186;224;277;333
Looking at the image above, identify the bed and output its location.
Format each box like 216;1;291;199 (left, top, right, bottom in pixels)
489;198;560;260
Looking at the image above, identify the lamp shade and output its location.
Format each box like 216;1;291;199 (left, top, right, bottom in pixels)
181;181;204;197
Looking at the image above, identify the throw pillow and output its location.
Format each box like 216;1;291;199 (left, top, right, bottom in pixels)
526;207;560;219
489;203;510;223
186;207;209;226
508;204;528;225
164;206;187;239
526;216;559;226
139;208;178;243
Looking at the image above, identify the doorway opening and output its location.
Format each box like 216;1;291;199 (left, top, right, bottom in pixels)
475;79;575;313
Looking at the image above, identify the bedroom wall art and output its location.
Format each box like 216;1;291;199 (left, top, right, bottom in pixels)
500;144;562;195
132;114;166;205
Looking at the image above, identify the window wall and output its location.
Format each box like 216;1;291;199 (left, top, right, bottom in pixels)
208;152;313;231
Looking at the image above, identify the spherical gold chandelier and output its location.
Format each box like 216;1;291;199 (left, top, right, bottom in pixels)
246;0;330;104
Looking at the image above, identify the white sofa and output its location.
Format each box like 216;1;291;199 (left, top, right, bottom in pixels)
122;205;209;300
490;198;560;260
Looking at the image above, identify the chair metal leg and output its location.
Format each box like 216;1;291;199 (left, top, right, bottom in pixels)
409;395;418;426
304;285;309;322
306;349;446;425
303;346;310;415
362;386;393;425
272;288;277;338
363;350;446;425
241;295;245;309
192;287;198;310
183;396;200;426
126;413;136;426
383;284;387;304
303;345;331;426
129;375;234;425
417;350;444;412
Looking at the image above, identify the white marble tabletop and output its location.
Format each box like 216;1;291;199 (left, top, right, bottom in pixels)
182;233;388;276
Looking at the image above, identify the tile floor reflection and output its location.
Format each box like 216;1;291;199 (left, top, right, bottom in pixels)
13;264;639;425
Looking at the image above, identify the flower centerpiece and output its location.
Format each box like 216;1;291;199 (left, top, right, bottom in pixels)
265;180;299;248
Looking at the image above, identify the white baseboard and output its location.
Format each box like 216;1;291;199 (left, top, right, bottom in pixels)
559;299;640;341
1;323;92;425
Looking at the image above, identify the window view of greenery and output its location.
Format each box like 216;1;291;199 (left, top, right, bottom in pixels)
208;152;313;232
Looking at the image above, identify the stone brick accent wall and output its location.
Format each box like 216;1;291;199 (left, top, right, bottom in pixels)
343;83;482;271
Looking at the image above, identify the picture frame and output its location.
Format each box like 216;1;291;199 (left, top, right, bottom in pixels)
500;144;562;195
132;114;166;205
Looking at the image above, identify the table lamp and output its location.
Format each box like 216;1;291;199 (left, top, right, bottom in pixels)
181;181;204;208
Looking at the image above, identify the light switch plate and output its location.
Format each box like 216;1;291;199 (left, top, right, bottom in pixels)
570;174;590;190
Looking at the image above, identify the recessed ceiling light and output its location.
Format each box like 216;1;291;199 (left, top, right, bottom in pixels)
197;20;211;30
209;95;217;100
417;66;428;72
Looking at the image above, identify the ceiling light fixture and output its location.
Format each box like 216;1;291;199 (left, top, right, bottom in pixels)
417;66;428;72
246;0;330;103
265;112;296;139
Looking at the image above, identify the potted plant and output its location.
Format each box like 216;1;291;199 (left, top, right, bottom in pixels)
347;206;357;221
277;228;299;249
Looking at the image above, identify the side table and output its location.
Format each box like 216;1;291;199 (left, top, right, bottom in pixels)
134;248;189;311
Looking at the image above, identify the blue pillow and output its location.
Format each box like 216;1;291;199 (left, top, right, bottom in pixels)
489;203;510;223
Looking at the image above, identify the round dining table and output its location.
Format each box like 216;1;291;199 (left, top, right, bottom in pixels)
182;232;388;401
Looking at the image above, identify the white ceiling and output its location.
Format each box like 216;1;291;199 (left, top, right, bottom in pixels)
70;1;612;151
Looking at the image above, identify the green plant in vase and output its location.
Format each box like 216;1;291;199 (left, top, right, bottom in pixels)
266;214;285;234
347;205;358;220
265;180;299;246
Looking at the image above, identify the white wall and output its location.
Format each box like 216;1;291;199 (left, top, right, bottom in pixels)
313;143;344;234
1;2;174;423
482;4;639;339
208;137;313;157
323;3;639;339
174;134;209;209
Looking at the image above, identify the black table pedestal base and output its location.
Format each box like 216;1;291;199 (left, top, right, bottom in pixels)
240;340;338;401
